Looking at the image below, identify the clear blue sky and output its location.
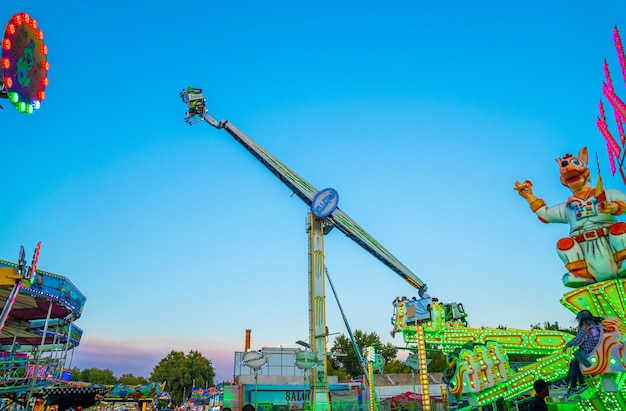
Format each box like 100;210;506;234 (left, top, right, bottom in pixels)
2;0;626;384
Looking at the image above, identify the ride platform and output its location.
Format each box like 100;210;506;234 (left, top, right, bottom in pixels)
392;278;626;409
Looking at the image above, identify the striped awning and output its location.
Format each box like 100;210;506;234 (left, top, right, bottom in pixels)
41;383;111;395
40;384;112;409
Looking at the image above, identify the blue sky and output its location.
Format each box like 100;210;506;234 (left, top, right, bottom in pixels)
2;1;626;384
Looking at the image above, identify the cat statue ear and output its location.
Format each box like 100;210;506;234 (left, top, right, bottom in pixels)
578;146;588;165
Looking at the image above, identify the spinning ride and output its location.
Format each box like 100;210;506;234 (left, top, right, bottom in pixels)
0;12;49;114
0;244;86;407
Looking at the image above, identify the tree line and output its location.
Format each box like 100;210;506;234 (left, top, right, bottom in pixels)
70;349;215;405
73;324;569;404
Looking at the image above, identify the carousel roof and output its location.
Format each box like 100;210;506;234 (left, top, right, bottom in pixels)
0;260;86;347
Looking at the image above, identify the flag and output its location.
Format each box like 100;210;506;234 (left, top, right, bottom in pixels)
596;173;607;201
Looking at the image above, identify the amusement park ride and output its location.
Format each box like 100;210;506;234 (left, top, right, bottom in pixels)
0;243;87;404
181;87;428;411
179;26;626;411
0;12;49;114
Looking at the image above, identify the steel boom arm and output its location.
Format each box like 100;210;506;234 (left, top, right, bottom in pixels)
204;113;427;293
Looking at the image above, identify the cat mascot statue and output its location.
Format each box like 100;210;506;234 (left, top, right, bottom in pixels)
514;147;626;288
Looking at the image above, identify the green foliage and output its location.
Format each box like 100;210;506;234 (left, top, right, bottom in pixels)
426;351;446;373
119;373;149;385
384;359;409;374
150;350;215;405
326;361;349;381
70;367;117;384
328;330;398;378
529;321;577;334
70;367;80;381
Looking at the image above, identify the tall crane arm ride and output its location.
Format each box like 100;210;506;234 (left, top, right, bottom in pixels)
180;87;427;294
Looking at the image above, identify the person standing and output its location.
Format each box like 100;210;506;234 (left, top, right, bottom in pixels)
529;379;550;411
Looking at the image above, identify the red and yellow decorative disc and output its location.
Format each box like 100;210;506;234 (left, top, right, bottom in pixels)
1;12;48;114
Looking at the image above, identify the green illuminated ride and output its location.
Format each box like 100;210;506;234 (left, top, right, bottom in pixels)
391;142;626;411
391;284;626;410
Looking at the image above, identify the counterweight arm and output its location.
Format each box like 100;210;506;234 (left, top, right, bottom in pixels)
191;94;427;293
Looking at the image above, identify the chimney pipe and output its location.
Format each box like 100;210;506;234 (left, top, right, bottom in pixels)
245;329;251;352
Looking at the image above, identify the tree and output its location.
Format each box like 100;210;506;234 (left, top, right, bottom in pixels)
383;359;409;374
151;350;215;405
326;361;349;381
328;330;398;378
70;367;117;384
530;321;577;334
426;351;446;373
119;373;148;385
70;367;81;381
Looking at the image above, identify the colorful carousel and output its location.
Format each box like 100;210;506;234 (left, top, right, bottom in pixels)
0;244;87;409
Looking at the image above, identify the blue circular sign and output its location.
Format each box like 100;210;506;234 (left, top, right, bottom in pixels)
311;188;339;218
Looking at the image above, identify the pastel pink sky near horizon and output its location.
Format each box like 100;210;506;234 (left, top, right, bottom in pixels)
71;336;242;383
